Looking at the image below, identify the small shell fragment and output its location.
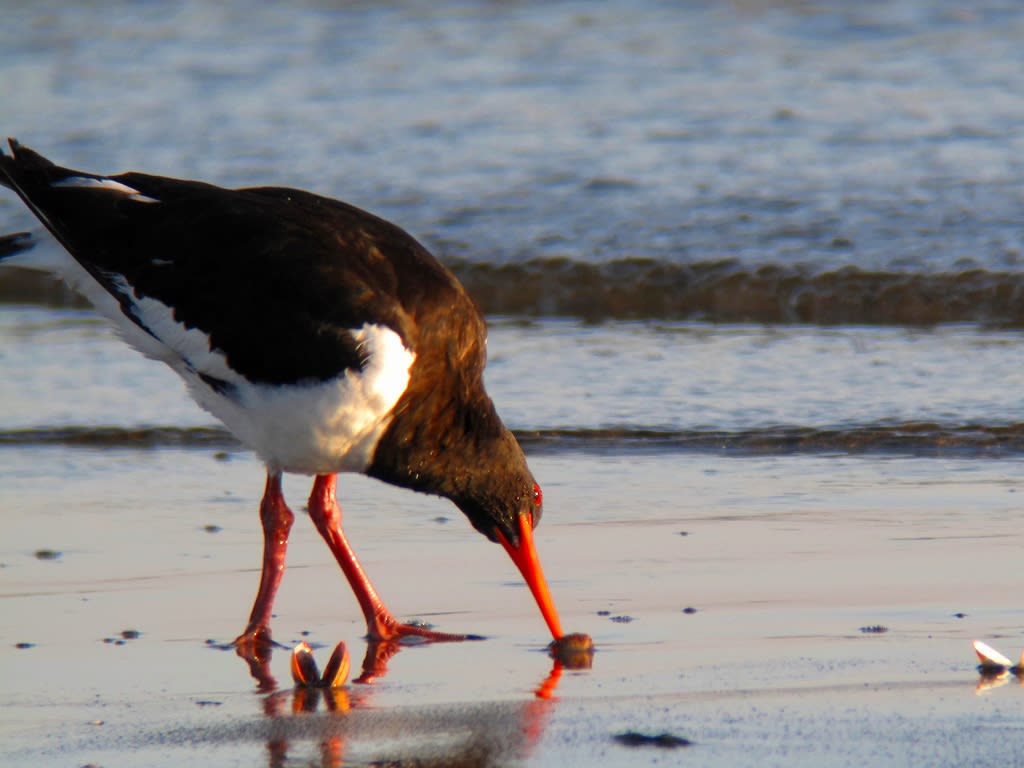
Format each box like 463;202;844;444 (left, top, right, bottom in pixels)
320;641;351;688
291;641;321;687
973;640;1013;672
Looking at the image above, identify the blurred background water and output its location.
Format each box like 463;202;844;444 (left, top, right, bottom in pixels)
3;0;1024;449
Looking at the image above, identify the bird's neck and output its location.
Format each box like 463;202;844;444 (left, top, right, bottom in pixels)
366;383;525;504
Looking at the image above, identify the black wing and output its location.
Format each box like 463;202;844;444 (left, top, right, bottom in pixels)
0;140;463;386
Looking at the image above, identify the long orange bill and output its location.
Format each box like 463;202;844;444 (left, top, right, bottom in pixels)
497;513;564;641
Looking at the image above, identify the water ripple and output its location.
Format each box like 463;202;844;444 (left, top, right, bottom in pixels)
5;422;1024;458
9;260;1024;326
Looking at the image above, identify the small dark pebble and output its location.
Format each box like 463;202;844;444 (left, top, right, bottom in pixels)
610;615;634;624
194;700;222;707
121;629;141;640
34;549;62;561
433;516;449;524
15;642;34;649
205;638;218;646
859;625;888;634
114;639;126;646
614;731;692;749
682;606;698;614
596;610;611;616
203;524;222;533
102;637;115;644
301;629;311;636
213;451;231;461
953;612;967;619
678;531;688;536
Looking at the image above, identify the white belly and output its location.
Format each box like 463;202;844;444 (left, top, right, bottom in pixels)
184;324;415;474
8;233;415;474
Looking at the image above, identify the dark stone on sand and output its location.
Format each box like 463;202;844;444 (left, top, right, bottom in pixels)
953;612;966;619
15;642;34;649
203;524;222;533
33;549;61;560
682;606;698;614
121;629;141;640
596;610;610;616
859;625;888;634
613;731;692;748
610;615;634;623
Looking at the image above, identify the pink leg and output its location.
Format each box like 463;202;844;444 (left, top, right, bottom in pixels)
307;473;469;642
235;472;295;651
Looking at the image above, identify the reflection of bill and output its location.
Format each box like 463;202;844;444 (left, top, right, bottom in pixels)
537;633;596;700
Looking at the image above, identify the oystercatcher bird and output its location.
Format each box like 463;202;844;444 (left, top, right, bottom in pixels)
0;140;564;651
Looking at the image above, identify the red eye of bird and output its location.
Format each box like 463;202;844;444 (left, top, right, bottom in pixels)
532;482;543;507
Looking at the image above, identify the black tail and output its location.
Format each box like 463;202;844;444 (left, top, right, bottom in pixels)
0;141;40;261
0;139;85;260
0;231;34;262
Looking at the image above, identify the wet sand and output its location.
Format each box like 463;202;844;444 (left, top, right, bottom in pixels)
2;447;1023;767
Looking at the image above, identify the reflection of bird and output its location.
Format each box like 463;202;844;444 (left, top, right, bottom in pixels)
0;140;564;651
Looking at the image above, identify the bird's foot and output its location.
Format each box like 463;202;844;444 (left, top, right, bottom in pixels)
233;624;276;658
369;615;485;644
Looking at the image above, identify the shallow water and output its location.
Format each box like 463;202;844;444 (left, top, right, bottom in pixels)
4;1;1024;766
4;308;1024;451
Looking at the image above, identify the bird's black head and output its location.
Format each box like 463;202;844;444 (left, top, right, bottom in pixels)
455;475;543;547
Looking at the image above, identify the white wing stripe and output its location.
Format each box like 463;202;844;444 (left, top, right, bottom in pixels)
52;176;159;204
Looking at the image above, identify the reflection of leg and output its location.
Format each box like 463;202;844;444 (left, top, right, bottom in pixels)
307;473;469;641
354;639;405;684
236;472;295;656
237;645;278;693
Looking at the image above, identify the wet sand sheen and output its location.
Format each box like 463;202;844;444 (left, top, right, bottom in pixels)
2;447;1023;766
